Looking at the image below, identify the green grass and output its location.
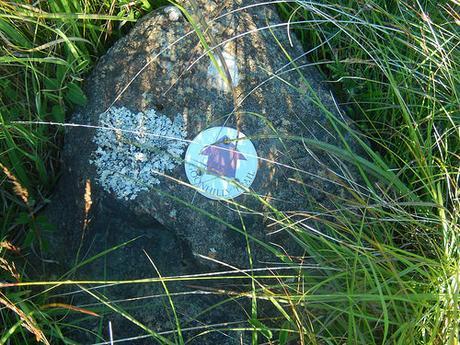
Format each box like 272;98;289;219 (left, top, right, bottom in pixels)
1;0;459;344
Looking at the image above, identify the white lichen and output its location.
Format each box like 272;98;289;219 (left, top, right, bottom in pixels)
169;209;177;219
207;48;240;92
164;6;182;21
91;106;187;200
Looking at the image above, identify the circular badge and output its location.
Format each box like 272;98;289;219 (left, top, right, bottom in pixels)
184;127;258;200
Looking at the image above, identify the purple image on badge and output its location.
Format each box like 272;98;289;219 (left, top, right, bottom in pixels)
200;135;247;178
184;127;258;200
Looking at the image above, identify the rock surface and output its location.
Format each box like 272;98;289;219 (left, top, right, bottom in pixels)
41;1;364;343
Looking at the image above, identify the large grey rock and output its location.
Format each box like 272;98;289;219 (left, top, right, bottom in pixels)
61;0;358;267
41;1;364;343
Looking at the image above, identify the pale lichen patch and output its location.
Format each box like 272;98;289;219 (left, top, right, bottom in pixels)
91;106;187;200
207;44;240;92
164;6;182;22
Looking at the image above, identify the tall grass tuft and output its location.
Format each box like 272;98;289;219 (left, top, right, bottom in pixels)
0;0;159;343
272;1;459;343
0;0;458;344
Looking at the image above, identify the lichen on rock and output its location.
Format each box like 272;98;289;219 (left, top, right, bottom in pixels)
91;106;187;200
207;50;240;92
163;5;182;21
